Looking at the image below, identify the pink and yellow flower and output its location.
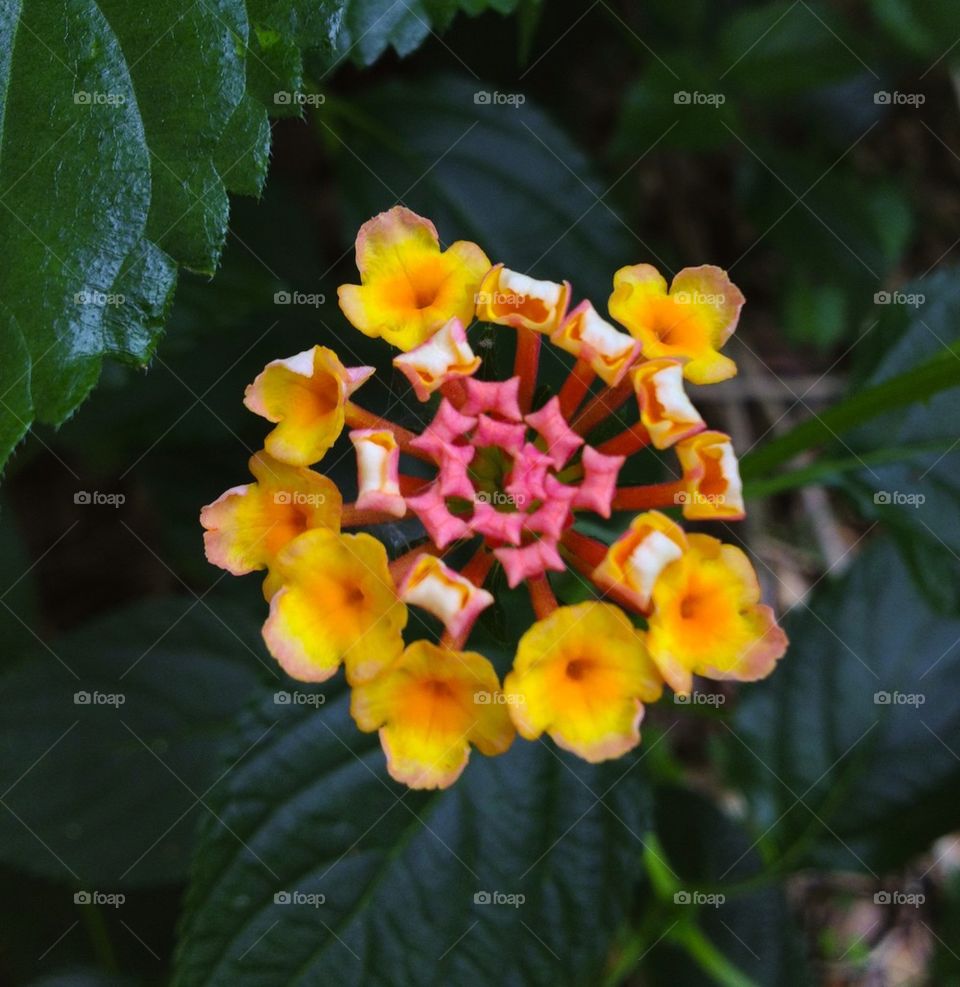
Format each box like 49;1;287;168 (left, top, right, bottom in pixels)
200;451;341;576
338;207;490;351
609;264;744;384
476;264;570;333
205;205;788;789
244;346;373;466
263;528;407;684
351;641;514;789
504;602;663;762
645;534;788;696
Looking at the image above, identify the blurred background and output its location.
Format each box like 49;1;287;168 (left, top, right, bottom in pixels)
2;1;960;984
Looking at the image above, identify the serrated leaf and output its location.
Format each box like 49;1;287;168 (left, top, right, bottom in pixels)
728;538;960;873
0;598;265;886
174;680;651;986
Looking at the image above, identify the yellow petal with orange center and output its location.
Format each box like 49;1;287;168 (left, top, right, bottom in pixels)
200;451;341;577
646;533;788;695
675;430;745;520
504;602;663;763
244;346;373;467
351;641;514;789
337;206;490;351
609;264;744;384
593;510;687;612
262;528;407;684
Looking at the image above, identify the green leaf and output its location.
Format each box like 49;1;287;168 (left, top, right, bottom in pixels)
740;338;960;478
174;680;651;986
728;537;960;873
0;598;266;886
837;270;960;611
325;0;522;68
333;75;633;308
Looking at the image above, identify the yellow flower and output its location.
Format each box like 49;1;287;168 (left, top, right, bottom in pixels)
200;451;341;577
475;264;571;333
338;206;490;351
504;602;663;763
675;430;745;520
592;510;687;612
645;534;788;696
351;641;515;789
609;264;744;384
262;528;407;684
244;346;373;467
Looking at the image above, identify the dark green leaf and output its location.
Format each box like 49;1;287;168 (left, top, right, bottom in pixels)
0;599;266;886
174;681;651;986
728;538;960;873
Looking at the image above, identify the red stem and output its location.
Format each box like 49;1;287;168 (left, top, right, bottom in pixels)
610;480;685;512
596;423;651;457
514;327;541;413
557;358;596;419
571;377;635;436
341;504;402;528
527;574;558;619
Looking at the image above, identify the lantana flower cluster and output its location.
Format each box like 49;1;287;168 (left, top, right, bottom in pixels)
201;206;788;789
